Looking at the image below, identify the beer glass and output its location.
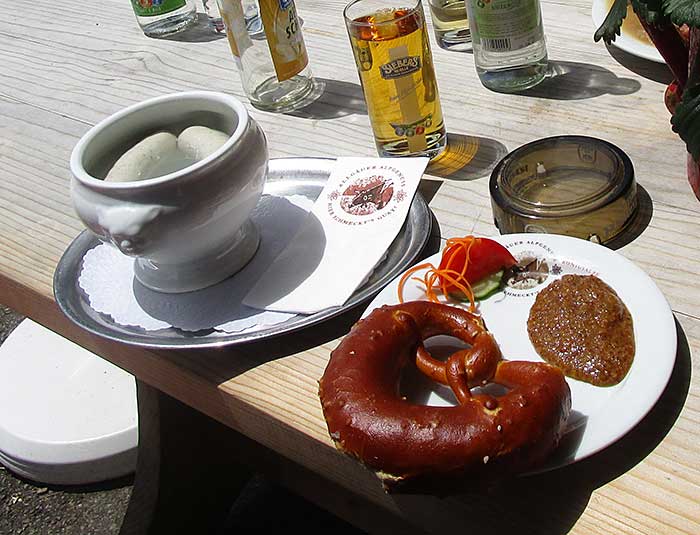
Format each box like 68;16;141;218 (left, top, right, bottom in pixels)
344;0;447;159
427;0;470;51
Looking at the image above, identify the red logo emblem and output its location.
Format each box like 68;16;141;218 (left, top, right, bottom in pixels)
339;175;394;216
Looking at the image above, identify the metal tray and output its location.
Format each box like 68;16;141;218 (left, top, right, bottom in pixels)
54;157;432;349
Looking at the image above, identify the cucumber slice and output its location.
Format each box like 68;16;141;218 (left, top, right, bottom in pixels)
449;270;504;302
471;270;504;299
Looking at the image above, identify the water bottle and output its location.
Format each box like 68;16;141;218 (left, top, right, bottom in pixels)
466;0;548;92
129;0;197;38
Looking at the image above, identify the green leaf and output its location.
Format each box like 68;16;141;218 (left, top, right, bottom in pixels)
593;0;671;44
671;86;700;160
663;0;700;28
632;0;668;25
594;0;630;44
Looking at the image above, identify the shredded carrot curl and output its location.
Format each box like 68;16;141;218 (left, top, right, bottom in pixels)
398;236;480;313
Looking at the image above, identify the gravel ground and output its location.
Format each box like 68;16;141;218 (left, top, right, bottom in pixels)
0;306;22;344
0;470;132;535
0;305;365;534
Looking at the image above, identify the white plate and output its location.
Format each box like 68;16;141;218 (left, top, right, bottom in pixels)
591;0;664;63
364;234;677;471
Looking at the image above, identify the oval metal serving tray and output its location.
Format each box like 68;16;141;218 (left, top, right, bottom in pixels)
54;157;432;349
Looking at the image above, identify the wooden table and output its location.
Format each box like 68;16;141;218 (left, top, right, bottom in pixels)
2;0;699;533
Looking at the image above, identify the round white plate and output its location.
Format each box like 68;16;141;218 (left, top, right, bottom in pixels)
591;0;664;63
364;234;677;470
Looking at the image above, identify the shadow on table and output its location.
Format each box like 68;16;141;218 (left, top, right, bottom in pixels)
160;13;226;43
605;184;654;250
286;78;368;120
133;198;324;330
427;133;508;181
606;44;674;85
190;216;442;379
519;60;641;100
389;317;691;534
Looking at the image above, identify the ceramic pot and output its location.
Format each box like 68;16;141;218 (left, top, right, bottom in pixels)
70;91;268;293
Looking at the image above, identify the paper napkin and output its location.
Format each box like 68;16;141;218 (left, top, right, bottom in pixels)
243;157;428;314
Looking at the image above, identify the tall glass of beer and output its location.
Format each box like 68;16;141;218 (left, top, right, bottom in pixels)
344;0;447;159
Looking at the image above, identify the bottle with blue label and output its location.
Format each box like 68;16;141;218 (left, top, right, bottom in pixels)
130;0;197;38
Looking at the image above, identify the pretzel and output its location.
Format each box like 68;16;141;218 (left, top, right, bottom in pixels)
318;301;571;492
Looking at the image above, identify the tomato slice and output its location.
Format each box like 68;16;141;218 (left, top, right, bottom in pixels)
437;237;517;295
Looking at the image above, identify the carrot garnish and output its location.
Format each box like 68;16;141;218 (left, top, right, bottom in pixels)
397;236;479;312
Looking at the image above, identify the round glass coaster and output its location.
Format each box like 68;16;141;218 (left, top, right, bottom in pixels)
490;136;638;244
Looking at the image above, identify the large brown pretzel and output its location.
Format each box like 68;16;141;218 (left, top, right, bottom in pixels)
319;301;571;492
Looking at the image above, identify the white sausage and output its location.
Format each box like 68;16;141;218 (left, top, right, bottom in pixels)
177;126;229;161
105;132;179;182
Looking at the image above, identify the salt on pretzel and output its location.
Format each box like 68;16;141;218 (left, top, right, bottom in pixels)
319;301;571;492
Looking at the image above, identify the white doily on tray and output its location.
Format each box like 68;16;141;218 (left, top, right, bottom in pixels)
78;194;313;334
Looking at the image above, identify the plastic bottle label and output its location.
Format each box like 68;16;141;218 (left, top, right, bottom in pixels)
259;0;309;81
131;0;186;17
470;0;542;52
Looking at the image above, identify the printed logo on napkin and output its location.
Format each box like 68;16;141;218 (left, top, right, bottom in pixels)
243;157;428;315
330;165;408;220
